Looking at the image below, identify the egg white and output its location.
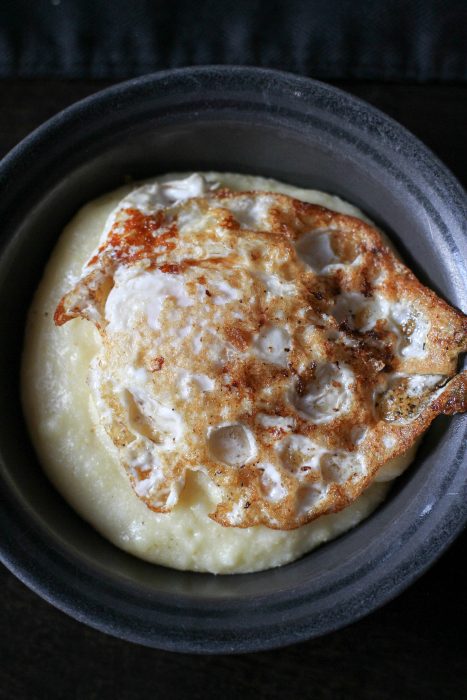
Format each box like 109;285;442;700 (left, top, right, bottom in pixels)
21;173;417;573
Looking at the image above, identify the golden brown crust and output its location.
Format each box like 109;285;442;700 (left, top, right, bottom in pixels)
55;189;467;529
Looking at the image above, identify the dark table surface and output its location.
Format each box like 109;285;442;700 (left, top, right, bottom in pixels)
1;79;466;700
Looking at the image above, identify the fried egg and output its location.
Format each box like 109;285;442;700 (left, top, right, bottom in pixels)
53;174;467;531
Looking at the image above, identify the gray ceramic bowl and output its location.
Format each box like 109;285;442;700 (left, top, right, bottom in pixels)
0;67;466;654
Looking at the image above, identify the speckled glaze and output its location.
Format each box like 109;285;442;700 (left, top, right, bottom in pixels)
0;67;465;653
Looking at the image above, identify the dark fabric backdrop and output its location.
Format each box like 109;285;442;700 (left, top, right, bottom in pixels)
0;0;466;81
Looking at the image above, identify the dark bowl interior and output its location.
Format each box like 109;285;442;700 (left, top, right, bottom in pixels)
0;67;466;653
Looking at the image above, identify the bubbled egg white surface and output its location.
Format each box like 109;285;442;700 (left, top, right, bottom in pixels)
21;172;421;574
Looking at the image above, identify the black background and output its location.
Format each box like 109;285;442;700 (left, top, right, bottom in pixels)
0;0;466;81
1;1;466;697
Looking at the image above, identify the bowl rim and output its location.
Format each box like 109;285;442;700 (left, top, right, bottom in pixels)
0;65;466;654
